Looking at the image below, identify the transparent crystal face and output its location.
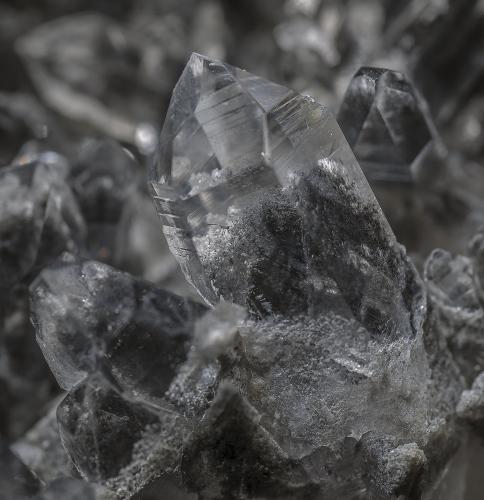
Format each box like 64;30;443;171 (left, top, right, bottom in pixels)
337;67;434;184
150;54;416;335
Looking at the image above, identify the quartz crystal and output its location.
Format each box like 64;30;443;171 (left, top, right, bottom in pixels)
144;54;458;499
20;54;477;500
150;53;422;336
0;442;41;499
31;254;206;396
337;67;434;183
30;254;210;496
69;140;139;265
0;157;85;290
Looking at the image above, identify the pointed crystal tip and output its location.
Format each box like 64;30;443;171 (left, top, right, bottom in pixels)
338;66;434;183
149;54;420;339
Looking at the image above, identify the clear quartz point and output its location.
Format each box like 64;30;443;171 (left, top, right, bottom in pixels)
150;53;418;337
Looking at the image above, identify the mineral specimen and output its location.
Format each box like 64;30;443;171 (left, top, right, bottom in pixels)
150;53;422;334
337;67;434;183
27;54;465;499
0;442;41;499
30;254;206;395
2;1;484;498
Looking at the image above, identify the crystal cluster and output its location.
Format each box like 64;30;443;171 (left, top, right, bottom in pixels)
2;1;484;499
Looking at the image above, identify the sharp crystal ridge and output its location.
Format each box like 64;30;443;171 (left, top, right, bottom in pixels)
150;54;421;341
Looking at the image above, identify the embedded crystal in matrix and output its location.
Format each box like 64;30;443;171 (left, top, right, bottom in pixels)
150;53;420;339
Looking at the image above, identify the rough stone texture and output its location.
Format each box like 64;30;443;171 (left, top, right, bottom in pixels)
33;478;115;500
425;245;484;385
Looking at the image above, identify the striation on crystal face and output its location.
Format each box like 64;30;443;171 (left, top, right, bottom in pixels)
150;53;422;340
337;67;434;184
